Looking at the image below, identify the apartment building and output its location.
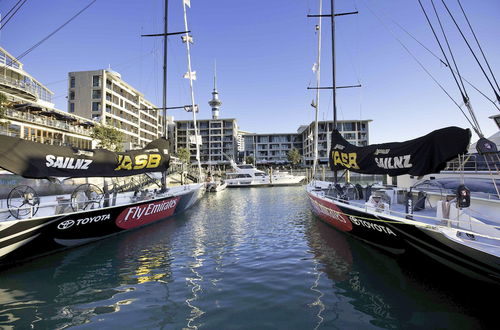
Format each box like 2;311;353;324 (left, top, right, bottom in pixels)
0;46;92;148
241;132;303;164
176;118;238;165
301;120;371;166
239;120;371;166
68;69;174;150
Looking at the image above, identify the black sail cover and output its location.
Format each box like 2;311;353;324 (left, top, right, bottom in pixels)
329;126;471;176
0;135;171;179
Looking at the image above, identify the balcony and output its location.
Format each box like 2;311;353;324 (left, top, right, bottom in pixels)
0;75;37;101
5;108;93;136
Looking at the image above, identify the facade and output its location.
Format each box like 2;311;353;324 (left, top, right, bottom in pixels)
0;46;92;149
239;120;370;166
301;120;371;165
68;69;173;150
175;118;239;165
241;132;303;164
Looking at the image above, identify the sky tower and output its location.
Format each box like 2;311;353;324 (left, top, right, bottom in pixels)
208;63;222;119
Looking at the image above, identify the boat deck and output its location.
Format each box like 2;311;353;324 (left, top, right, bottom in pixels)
309;183;500;257
0;184;201;222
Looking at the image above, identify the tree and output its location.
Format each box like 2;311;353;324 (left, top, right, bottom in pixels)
91;124;124;151
287;148;301;166
177;147;191;164
245;156;254;165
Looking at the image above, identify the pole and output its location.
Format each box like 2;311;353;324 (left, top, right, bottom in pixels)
161;0;169;191
312;0;322;180
182;0;202;180
331;0;338;183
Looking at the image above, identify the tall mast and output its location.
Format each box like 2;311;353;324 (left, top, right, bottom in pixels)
160;0;169;190
330;0;338;182
182;0;202;179
312;0;323;179
162;0;168;138
331;0;337;132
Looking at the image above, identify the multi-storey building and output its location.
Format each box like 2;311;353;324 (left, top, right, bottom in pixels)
301;120;371;166
239;120;370;166
0;46;92;148
68;69;173;150
176;118;239;165
241;132;303;164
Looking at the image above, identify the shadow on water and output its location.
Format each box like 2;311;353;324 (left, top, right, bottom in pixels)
306;217;499;329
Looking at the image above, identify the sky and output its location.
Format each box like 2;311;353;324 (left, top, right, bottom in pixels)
0;0;499;144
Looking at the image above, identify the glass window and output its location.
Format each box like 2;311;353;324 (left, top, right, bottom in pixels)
92;89;101;99
92;102;101;111
92;75;100;87
70;76;75;88
69;91;75;100
69;103;75;112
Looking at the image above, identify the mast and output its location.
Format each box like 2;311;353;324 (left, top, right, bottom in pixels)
312;0;323;179
330;0;338;182
308;1;359;184
161;0;169;190
162;0;168;138
182;0;202;180
142;0;190;190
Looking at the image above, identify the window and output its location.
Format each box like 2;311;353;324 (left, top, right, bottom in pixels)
70;76;75;88
92;75;100;87
92;102;101;111
69;103;75;113
69;91;75;100
92;90;101;99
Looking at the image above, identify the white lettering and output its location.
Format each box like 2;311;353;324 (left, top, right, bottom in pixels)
350;217;396;236
375;155;413;170
46;155;55;167
44;155;93;170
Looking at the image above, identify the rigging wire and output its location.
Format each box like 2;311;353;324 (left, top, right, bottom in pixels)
392;19;500;111
430;0;468;103
360;0;479;135
0;0;28;30
15;0;97;61
417;0;482;136
441;0;500;106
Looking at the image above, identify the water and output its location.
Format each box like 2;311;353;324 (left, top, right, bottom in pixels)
0;187;497;329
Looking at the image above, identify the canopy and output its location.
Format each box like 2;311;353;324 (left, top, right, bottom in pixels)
329;126;471;176
0;136;170;179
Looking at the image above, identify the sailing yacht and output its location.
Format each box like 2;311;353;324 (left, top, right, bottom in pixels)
306;0;500;283
0;0;205;269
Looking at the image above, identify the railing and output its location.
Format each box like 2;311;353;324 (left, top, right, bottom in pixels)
0;75;37;99
443;154;500;172
5;109;93;135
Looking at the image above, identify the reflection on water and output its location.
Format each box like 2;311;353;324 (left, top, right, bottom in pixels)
0;187;497;329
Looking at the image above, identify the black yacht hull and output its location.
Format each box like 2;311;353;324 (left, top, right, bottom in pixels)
307;190;500;283
0;185;204;268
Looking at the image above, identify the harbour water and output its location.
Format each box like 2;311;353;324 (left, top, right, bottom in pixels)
0;186;497;329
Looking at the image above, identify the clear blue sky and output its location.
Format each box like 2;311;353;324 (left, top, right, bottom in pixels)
1;0;498;143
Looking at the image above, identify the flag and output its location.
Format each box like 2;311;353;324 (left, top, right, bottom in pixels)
183;71;197;80
183;0;191;8
312;63;318;73
182;35;194;44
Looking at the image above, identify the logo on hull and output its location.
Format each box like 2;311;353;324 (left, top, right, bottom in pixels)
116;197;180;229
